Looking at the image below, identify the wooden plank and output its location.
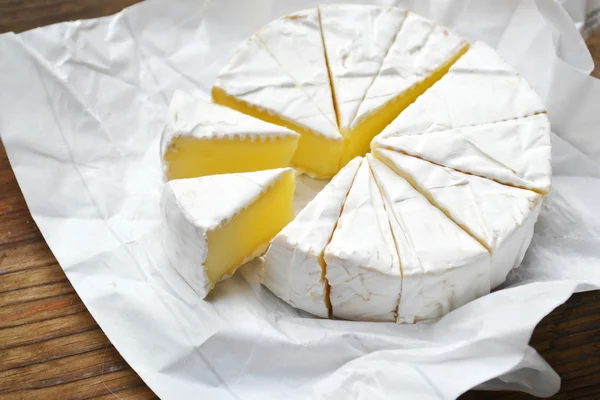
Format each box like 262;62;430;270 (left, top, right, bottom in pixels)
0;328;109;371
0;169;21;196
0;142;11;171
0;264;68;294
0;293;88;329
0;346;139;399
0;213;40;246
0;370;149;400
0;371;150;400
0;345;128;392
0;194;29;217
0;311;98;350
0;238;56;275
0;279;74;309
0;0;142;33
88;385;158;400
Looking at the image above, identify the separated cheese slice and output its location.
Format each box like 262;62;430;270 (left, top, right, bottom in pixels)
367;154;491;323
324;159;401;322
319;5;406;138
375;149;542;288
261;157;362;318
378;41;546;139
374;114;552;194
161;91;299;180
161;168;295;298
212;34;343;179
342;12;469;164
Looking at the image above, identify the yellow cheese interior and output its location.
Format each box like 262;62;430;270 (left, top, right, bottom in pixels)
204;170;295;285
339;44;469;167
164;135;298;181
212;87;343;179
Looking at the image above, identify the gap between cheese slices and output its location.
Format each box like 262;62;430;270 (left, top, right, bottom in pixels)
212;16;343;179
261;157;362;318
373;114;552;194
339;13;470;166
161;168;295;298
374;149;542;288
319;4;406;135
367;154;491;323
162;91;299;180
324;159;402;322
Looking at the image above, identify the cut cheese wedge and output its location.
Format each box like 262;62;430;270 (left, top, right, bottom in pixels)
342;13;468;165
261;157;362;318
212;30;342;178
320;4;406;134
378;41;547;139
319;4;406;166
367;154;491;323
374;114;552;194
161;168;295;298
374;149;542;288
161;91;299;180
324;159;401;322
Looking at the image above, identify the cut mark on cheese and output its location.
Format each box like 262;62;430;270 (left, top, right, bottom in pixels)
204;170;296;285
341;44;468;167
212;87;343;178
320;158;363;315
374;148;492;253
366;159;404;322
373;113;552;195
318;7;341;130
377;146;532;195
345;13;409;130
164;135;298;180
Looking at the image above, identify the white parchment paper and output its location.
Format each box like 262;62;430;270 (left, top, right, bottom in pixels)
1;0;600;398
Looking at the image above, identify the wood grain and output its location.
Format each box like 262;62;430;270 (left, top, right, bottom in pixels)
0;2;599;399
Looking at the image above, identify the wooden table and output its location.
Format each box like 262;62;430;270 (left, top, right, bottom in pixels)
0;1;599;399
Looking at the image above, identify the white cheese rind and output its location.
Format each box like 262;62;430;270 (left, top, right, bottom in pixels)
160;168;292;298
261;157;362;318
374;149;542;288
378;41;546;137
367;155;491;323
160;91;299;157
319;4;407;133
353;13;468;127
374;114;552;193
213;35;341;141
324;160;401;322
257;8;338;129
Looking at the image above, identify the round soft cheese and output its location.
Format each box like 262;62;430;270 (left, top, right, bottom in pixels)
162;4;551;322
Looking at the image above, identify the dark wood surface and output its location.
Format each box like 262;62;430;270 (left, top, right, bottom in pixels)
0;1;599;399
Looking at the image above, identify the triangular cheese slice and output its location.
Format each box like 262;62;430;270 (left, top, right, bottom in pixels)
162;91;299;180
324;159;401;322
374;114;552;193
161;168;295;298
319;4;406;136
378;41;546;138
261;157;362;318
343;12;468;164
367;154;491;323
212;35;343;178
374;149;542;288
257;9;338;129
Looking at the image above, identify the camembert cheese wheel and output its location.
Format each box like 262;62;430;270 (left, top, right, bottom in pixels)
161;5;551;321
